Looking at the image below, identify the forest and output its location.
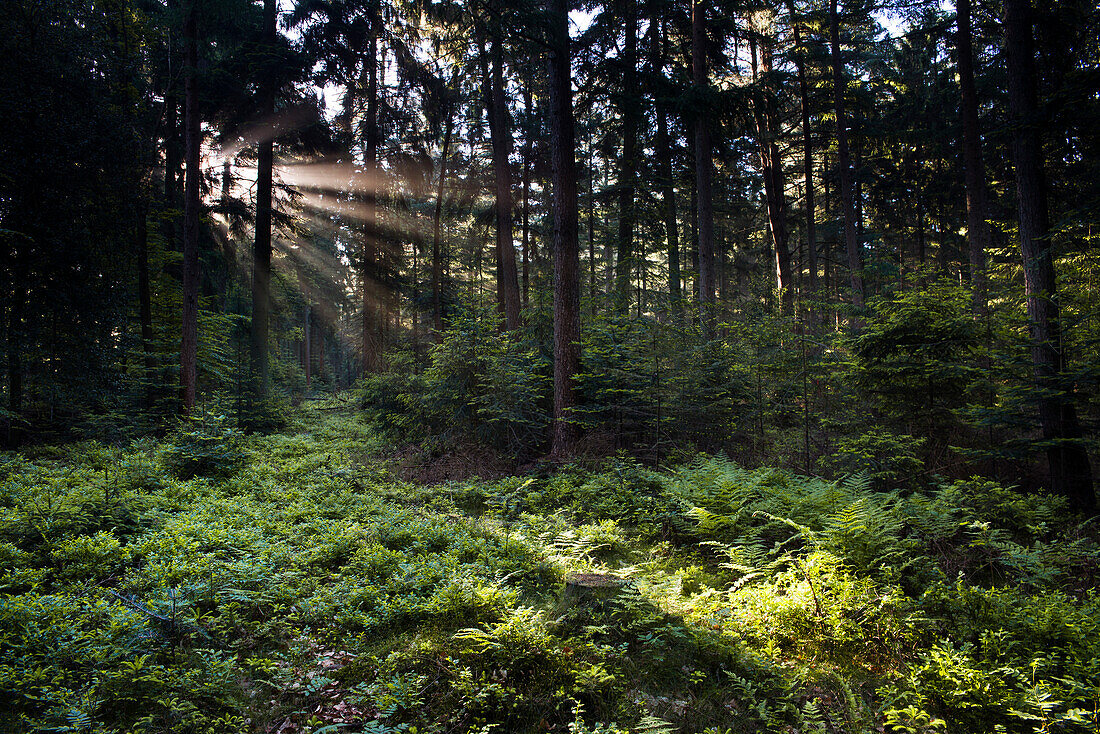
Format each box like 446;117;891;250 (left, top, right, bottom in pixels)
2;0;1100;730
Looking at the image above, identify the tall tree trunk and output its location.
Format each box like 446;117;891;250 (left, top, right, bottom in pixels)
588;136;597;311
432;109;454;337
521;80;533;307
180;0;201;413
163;0;183;253
829;0;864;314
614;0;638;311
717;226;728;304
548;0;580;456
957;0;990;314
250;0;276;401
916;171;927;268
934;159;949;274
314;317;324;381
651;12;681;316
689;145;698;305
791;15;817;310
6;280;24;446
362;18;380;373
693;0;716;327
750;31;793;311
485;24;522;330
1004;0;1094;511
303;301;311;390
656;108;681;314
163;90;182;250
137;198;156;410
854;116;864;249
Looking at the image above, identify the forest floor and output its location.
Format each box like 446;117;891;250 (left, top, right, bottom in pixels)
3;401;1100;734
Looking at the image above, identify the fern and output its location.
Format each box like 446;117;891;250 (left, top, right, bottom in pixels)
635;715;675;734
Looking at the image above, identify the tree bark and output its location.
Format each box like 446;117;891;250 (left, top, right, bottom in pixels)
180;0;201;413
916;169;926;268
588;135;597;311
692;0;716;328
484;22;522;330
6;280;24;446
750;30;793;311
792;19;817;310
163;90;182;250
548;0;580;456
614;0;638;311
303;301;311;390
250;0;276;401
957;0;990;314
432;109;454;337
137;198;156;410
361;16;380;373
521;79;533;308
1004;0;1094;511
650;12;681;316
829;0;864;315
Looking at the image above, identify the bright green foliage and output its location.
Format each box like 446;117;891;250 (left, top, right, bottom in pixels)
574;315;750;457
819;429;926;490
2;407;1100;733
362;310;758;463
162;414;249;479
361;308;551;455
848;280;982;438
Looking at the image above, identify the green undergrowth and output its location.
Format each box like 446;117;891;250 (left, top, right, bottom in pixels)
2;402;1099;733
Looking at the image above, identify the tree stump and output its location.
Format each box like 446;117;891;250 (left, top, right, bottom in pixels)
561;573;626;607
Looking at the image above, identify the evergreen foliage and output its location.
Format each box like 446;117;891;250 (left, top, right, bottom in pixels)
4;406;1099;733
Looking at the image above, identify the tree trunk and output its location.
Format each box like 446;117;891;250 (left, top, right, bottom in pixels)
485;24;522;331
750;31;793;312
6;279;24;446
588;136;597;311
689;146;698;304
314;317;324;381
615;0;638;311
303;301;311;390
650;12;681;316
792;20;817;310
250;0;276;401
180;0;201;413
916;173;926;268
362;17;380;373
163;90;182;251
432;109;454;337
692;0;716;327
829;0;864;315
162;0;183;252
137;198;156;410
957;0;990;314
1004;0;1095;511
522;80;533;308
548;0;580;456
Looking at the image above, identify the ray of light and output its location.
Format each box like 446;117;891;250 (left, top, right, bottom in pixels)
277;237;356;298
277;161;390;196
220;105;319;159
296;191;430;241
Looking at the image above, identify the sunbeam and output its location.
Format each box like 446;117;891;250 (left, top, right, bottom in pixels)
220;104;320;159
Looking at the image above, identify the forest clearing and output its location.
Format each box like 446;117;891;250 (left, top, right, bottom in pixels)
2;402;1099;733
3;0;1100;730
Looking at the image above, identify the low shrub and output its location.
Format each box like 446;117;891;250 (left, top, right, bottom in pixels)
162;414;248;479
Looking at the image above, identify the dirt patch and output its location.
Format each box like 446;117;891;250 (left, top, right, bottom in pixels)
389;440;516;484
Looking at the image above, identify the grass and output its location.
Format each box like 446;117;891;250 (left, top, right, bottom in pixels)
2;400;1099;733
